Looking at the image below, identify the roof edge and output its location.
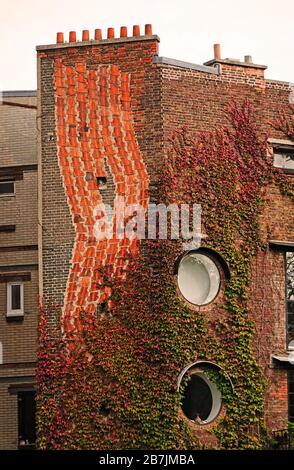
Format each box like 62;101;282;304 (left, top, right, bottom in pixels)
2;90;37;97
154;55;220;75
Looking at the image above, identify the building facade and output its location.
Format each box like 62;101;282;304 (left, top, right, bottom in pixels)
36;26;294;449
0;91;38;449
1;25;293;450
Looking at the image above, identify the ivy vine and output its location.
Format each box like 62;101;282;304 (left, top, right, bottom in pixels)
37;100;294;450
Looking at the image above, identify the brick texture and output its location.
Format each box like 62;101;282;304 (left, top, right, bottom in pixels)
0;93;37;449
38;30;294;446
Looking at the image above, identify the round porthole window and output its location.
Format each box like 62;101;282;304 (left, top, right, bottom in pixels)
181;371;222;424
177;253;220;305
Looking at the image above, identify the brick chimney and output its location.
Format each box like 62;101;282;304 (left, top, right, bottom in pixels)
36;26;162;332
204;44;267;79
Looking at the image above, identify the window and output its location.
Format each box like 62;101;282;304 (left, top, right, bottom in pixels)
0;180;15;196
7;282;24;317
180;371;222;424
274;147;294;171
0;225;16;233
177;252;220;305
18;391;36;448
286;252;294;348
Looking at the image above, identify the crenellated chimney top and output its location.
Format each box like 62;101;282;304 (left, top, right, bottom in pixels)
54;24;154;44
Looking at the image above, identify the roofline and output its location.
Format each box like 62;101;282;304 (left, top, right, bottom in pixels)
204;58;267;70
36;35;160;51
154;55;220;75
2;91;37;97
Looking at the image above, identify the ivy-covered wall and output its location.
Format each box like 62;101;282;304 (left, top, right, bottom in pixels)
37;100;294;449
37;29;294;449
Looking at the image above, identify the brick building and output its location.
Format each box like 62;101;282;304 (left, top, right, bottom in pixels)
36;25;294;449
1;24;294;449
0;91;38;449
37;25;294;445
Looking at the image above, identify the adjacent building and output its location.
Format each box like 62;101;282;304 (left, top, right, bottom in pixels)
0;91;37;449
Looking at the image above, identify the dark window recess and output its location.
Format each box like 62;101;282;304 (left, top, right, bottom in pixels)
0;225;15;233
11;284;21;310
18;391;36;448
0;181;15;195
286;252;294;344
96;301;108;318
289;371;294;422
96;176;107;188
182;375;212;421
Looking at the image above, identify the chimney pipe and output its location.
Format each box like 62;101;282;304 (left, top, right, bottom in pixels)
244;55;253;64
95;29;102;40
133;25;140;36
120;26;128;38
69;31;77;43
214;44;221;61
82;30;89;41
145;24;152;35
56;32;64;44
107;28;115;39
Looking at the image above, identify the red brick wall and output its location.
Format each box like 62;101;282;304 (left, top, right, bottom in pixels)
161;62;294;434
38;28;294;446
38;33;163;316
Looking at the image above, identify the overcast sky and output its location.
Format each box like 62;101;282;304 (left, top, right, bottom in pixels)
0;0;293;91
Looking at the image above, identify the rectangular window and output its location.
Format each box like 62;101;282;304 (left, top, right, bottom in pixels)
274;147;294;170
18;391;36;448
0;225;16;233
0;180;15;196
7;282;24;316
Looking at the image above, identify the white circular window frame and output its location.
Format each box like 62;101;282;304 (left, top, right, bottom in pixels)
177;252;221;306
177;361;233;426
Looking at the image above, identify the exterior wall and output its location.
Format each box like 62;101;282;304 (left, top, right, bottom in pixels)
38;29;294;447
37;35;163;320
0;383;17;449
160;62;294;434
0;92;37;449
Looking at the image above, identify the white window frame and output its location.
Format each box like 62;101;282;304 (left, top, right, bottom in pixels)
0;180;15;197
7;282;24;317
268;138;294;171
273;150;294;170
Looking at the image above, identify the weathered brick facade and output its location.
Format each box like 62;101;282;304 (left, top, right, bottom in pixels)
0;91;37;450
37;26;294;448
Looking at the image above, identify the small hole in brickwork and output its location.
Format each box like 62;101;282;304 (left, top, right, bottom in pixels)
99;403;111;417
85;172;93;182
96;176;107;189
150;265;160;277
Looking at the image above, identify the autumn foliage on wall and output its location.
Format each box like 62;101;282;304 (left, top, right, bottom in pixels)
37;100;294;449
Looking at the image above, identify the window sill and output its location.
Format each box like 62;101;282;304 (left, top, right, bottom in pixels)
18;443;35;450
274;167;294;175
5;313;24;322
